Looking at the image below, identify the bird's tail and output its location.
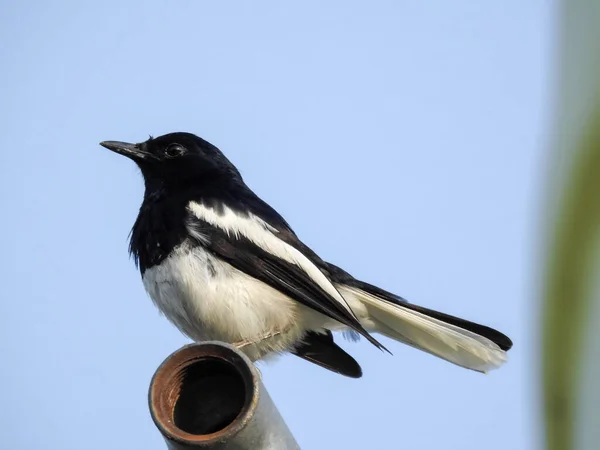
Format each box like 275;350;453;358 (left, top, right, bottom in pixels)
340;284;512;373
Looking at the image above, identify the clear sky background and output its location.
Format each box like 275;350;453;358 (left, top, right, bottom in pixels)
0;2;553;449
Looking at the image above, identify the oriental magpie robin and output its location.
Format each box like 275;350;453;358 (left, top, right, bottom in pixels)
100;132;512;378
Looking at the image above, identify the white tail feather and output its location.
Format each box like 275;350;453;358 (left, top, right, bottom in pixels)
346;287;508;373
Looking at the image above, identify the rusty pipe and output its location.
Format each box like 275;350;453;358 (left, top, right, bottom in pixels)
149;342;300;450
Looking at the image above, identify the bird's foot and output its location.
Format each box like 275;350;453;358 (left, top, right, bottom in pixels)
232;328;286;350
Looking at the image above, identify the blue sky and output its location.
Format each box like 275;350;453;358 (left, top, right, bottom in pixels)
0;2;552;449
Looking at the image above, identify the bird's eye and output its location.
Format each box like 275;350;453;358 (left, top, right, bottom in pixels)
164;144;186;158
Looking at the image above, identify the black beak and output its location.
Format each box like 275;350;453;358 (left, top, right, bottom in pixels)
100;140;152;161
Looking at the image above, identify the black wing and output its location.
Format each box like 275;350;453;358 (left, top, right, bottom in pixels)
186;214;385;350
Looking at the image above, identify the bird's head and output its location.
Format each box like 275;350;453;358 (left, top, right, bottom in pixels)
100;132;241;191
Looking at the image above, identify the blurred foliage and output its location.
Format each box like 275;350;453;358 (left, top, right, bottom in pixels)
543;108;600;450
542;2;600;449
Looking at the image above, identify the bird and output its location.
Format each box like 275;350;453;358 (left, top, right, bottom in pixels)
100;132;513;378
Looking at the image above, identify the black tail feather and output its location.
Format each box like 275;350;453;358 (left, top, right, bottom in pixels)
292;331;363;378
400;302;513;351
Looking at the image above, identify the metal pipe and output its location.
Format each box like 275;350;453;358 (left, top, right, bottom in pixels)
149;341;300;450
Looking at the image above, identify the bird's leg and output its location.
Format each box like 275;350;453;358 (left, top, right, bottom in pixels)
232;328;287;350
232;321;296;351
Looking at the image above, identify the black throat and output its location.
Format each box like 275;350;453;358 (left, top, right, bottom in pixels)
129;183;192;275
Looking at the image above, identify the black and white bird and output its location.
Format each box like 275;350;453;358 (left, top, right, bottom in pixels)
101;132;512;378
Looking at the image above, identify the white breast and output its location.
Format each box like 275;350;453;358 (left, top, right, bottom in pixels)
141;245;310;360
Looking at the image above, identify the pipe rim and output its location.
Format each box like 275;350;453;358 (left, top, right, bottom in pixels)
148;342;259;447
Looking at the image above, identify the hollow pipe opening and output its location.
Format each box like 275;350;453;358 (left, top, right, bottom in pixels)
173;358;245;434
149;343;257;447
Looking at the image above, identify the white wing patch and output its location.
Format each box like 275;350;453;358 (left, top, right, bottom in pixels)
187;201;357;318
